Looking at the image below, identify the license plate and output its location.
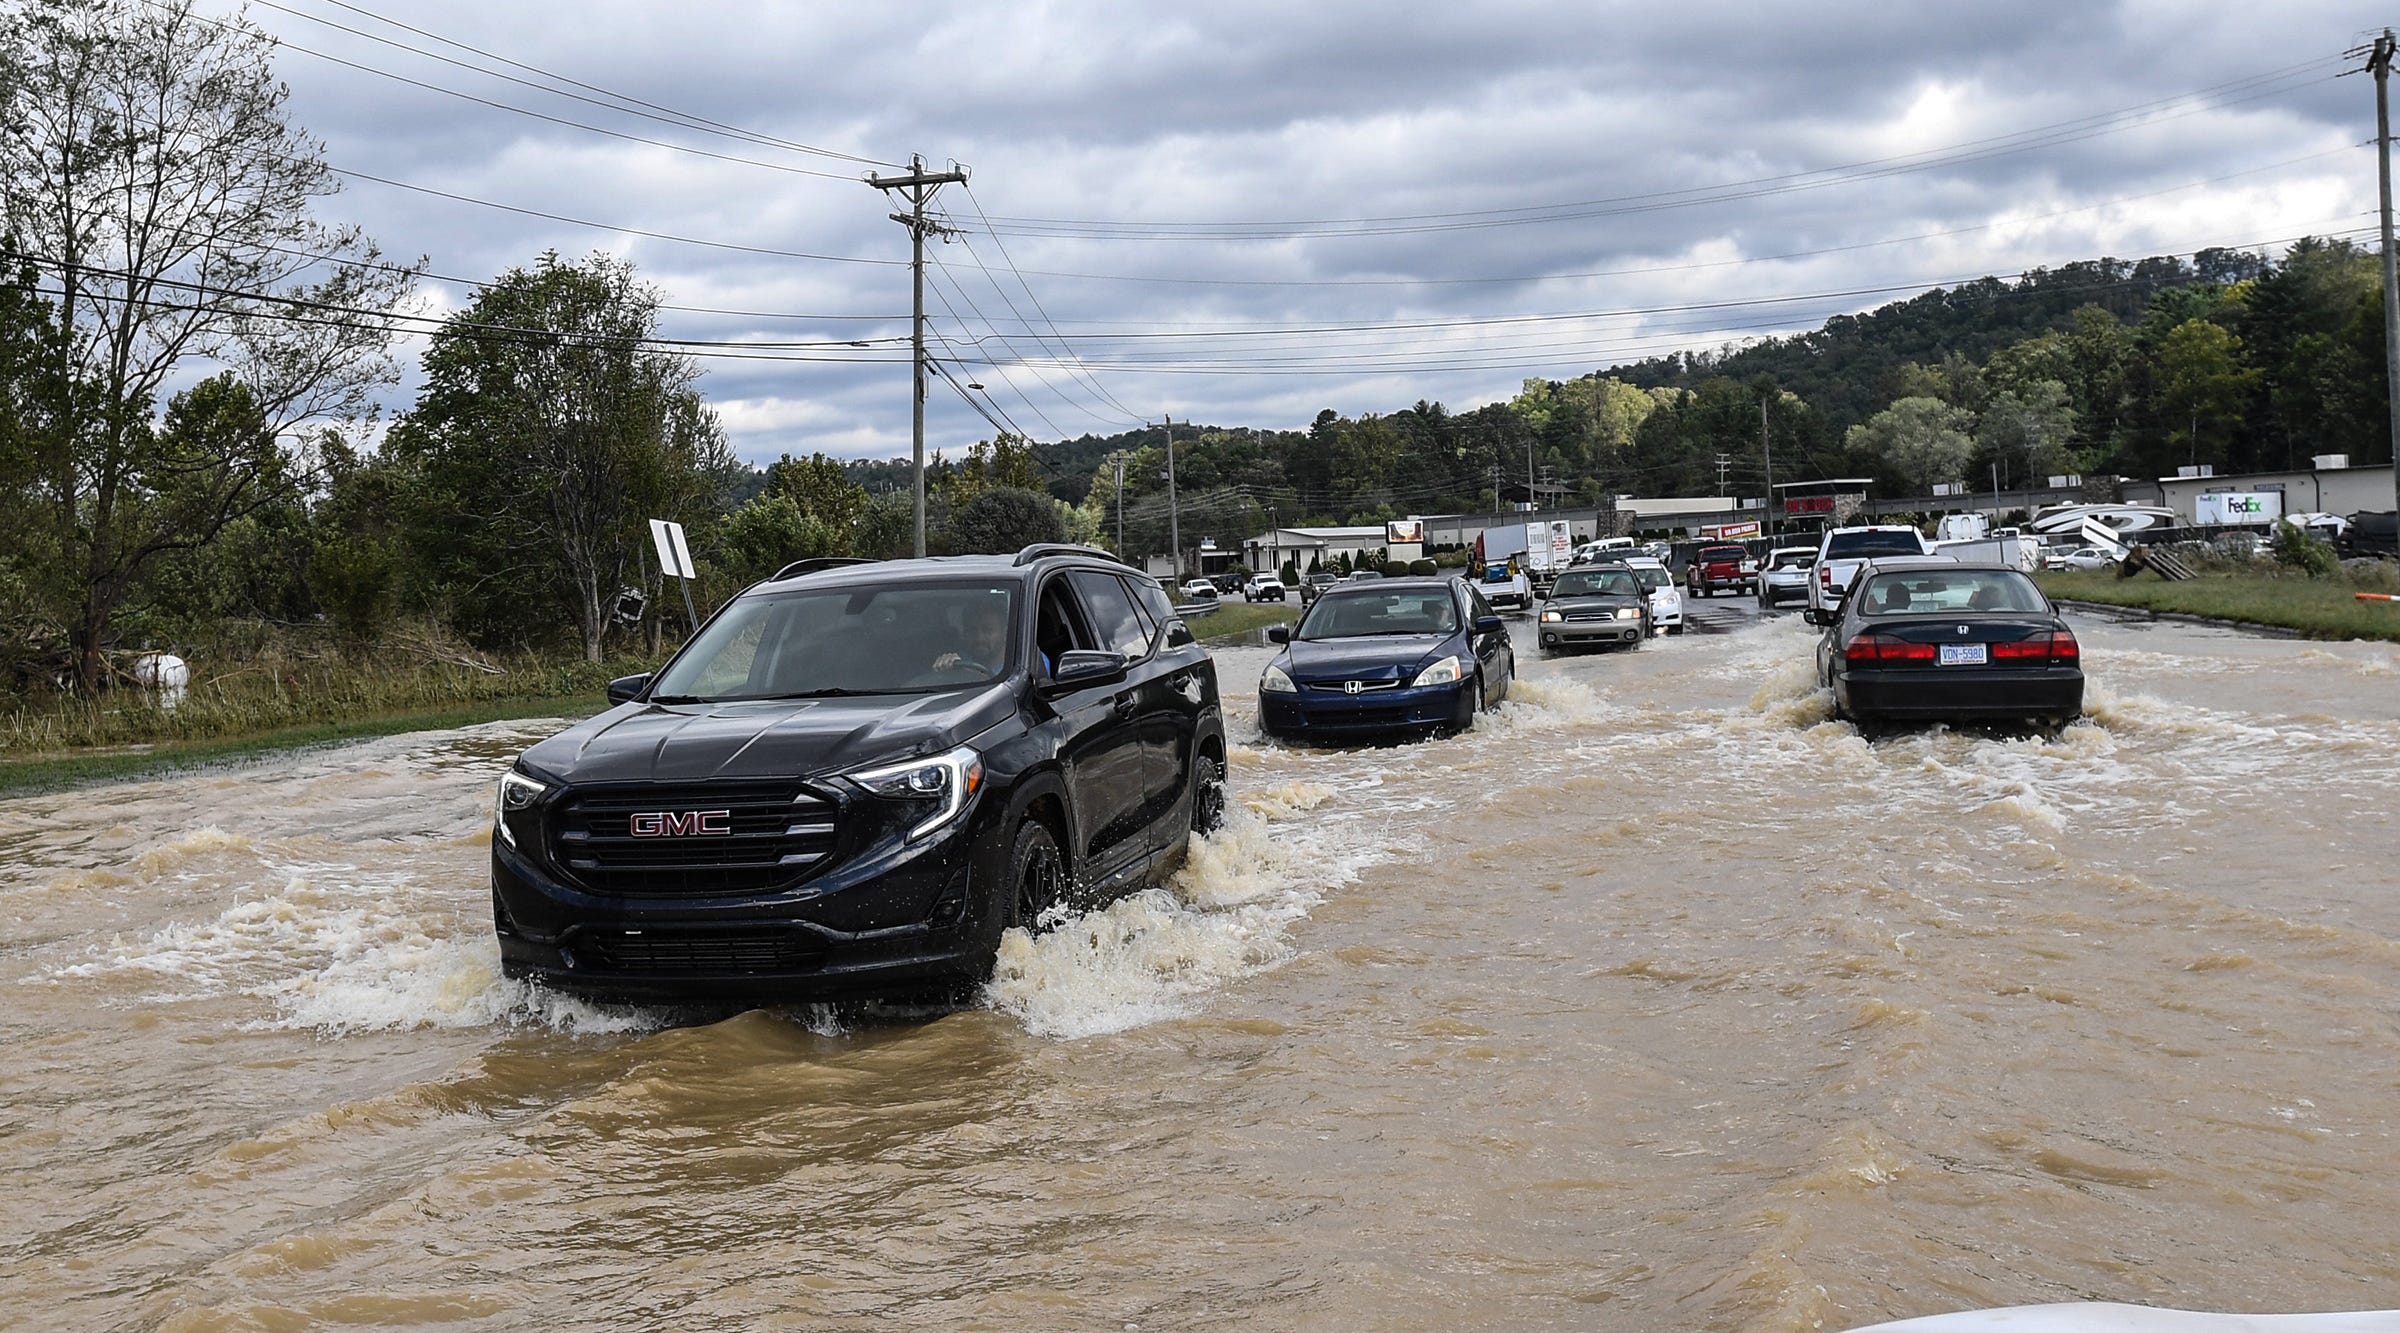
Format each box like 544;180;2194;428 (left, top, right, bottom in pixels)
1939;642;1987;666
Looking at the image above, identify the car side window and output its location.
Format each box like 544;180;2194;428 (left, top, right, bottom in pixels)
1465;585;1496;620
1036;577;1098;670
1131;578;1191;647
1069;570;1152;660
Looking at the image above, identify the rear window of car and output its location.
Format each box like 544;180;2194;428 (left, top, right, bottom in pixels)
1826;530;1927;557
1857;569;2047;616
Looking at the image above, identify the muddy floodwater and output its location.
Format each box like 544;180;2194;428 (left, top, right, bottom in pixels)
6;613;2400;1331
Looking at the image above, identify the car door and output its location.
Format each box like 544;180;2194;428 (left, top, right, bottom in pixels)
1038;574;1150;884
1461;583;1511;705
1069;570;1186;850
1126;574;1212;827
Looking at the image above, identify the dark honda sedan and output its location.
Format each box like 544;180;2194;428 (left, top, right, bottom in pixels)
1258;577;1513;740
1814;559;2083;732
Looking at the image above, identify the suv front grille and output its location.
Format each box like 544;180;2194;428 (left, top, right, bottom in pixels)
552;783;838;897
573;928;825;974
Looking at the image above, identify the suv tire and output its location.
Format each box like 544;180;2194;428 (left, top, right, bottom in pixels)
1190;752;1226;835
1006;819;1064;933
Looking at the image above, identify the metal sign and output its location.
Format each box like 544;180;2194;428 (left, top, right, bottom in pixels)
648;518;701;633
649;519;697;579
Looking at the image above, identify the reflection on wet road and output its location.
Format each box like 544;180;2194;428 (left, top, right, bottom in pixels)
5;610;2399;1330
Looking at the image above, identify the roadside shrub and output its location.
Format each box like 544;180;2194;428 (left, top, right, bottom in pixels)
2270;519;2338;579
1408;558;1438;576
2346;558;2400;593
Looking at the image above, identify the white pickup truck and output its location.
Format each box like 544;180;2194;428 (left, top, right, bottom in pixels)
1805;524;1935;625
1472;560;1533;610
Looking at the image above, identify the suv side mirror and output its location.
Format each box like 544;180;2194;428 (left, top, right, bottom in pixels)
607;672;652;704
1267;626;1290;644
1044;649;1128;694
1473;615;1503;634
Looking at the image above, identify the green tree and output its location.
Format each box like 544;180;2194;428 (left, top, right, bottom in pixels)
1;0;414;688
948;484;1064;554
1974;380;2078;488
1847;397;1975;497
390;252;729;660
2153;319;2260;472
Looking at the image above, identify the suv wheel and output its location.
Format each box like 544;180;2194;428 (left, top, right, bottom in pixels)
1007;820;1064;932
1190;752;1226;835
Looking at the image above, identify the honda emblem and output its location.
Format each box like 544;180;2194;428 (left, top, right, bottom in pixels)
1344;680;1363;695
1957;625;1970;636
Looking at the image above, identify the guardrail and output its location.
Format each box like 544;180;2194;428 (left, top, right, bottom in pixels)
1173;599;1222;617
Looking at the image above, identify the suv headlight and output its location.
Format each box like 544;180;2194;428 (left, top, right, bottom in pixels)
1614;607;1642;620
1261;664;1298;694
1411;655;1461;687
494;769;546;848
849;744;985;841
1539;609;1563;623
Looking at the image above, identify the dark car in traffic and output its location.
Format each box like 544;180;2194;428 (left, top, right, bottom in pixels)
1258;577;1513;740
491;545;1226;1003
1814;559;2082;732
1536;564;1650;652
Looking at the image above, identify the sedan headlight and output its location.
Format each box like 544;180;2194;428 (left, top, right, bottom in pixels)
1411;655;1461;687
849;744;985;841
494;769;546;848
1261;664;1298;694
1539;609;1563;623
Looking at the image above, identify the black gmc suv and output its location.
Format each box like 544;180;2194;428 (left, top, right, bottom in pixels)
491;544;1226;1003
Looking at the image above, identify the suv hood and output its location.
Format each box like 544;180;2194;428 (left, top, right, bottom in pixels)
520;685;1017;786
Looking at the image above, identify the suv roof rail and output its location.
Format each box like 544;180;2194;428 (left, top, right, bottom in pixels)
1011;542;1119;567
771;556;878;581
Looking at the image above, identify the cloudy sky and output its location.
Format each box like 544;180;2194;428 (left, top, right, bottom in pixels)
212;0;2388;468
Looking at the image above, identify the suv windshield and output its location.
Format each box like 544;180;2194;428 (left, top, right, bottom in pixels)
1298;589;1459;639
1826;530;1927;557
1551;569;1639;597
650;581;1019;701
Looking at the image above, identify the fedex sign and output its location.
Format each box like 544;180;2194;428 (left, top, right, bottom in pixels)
2193;491;2282;526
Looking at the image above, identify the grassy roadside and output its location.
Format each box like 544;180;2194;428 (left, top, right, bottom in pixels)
2035;569;2400;642
1;599;1301;800
1191;600;1298;643
0;692;610;800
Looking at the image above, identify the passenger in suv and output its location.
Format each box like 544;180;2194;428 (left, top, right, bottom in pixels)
490;544;1227;1003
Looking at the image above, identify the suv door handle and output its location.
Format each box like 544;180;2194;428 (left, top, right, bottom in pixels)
1112;691;1137;716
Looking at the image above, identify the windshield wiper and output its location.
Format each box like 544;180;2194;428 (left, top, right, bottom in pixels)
763;687;862;699
648;694;706;705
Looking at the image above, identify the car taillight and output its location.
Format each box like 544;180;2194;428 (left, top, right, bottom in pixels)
1843;632;1936;664
1988;629;2081;663
1818;565;1833;589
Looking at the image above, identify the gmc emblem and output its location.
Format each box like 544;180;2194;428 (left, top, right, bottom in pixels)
630;810;733;838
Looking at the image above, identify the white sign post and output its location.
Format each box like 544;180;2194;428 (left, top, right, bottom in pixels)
649;518;701;633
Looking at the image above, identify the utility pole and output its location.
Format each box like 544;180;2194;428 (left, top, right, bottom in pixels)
867;154;967;558
1525;439;1536;515
2374;29;2400;506
1164;416;1181;579
1715;452;1732;495
1113;453;1125;556
1760;396;1776;538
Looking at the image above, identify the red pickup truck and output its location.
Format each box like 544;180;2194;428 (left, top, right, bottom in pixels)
1683;544;1757;597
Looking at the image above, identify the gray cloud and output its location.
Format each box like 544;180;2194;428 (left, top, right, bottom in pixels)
214;0;2383;465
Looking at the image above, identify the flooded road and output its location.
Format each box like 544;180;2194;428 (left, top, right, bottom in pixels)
6;611;2400;1331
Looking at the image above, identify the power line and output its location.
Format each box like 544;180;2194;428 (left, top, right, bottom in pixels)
252;0;895;167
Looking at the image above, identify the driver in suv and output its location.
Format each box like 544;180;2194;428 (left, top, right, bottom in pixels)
490;544;1226;1003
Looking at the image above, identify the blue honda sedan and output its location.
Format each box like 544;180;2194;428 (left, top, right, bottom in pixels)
1258;577;1514;740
